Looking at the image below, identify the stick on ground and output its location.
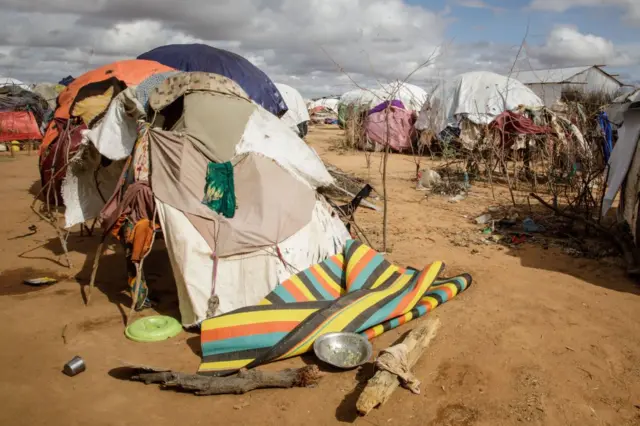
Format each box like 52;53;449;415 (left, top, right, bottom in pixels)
356;317;441;416
131;366;324;396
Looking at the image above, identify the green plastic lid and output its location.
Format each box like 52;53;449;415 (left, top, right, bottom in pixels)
125;315;183;343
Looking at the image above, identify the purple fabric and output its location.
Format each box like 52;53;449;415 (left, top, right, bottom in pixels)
368;100;405;115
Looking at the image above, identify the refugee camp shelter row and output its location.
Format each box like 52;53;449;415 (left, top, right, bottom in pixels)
512;65;623;106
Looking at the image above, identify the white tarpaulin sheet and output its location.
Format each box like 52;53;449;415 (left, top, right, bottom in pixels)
237;107;333;189
309;98;339;113
339;81;427;112
157;198;350;327
415;71;543;133
276;83;310;132
602;108;640;216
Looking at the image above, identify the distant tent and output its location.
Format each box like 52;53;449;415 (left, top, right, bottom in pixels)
32;83;65;110
137;44;287;117
363;101;415;152
275;83;310;137
308;98;339;113
415;71;543;134
0;111;42;142
337;82;427;126
58;75;75;86
0;77;31;91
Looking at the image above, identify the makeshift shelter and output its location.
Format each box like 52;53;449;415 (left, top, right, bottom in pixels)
39;59;174;205
602;92;640;246
415;71;544;134
137;44;287;117
0;85;51;129
0;85;52;143
32;83;65;110
0;77;31;91
77;72;349;327
362;100;415;152
512;65;623;106
0;111;42;142
275;83;310;137
308;97;339;114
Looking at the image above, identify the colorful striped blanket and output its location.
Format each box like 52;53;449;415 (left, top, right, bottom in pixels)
199;240;472;376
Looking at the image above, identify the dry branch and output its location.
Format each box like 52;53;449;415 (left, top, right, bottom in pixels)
530;192;640;274
131;365;324;396
356;317;441;416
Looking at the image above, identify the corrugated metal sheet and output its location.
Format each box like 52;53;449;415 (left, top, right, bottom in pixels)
512;66;592;84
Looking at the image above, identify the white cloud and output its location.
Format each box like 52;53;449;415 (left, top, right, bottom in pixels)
0;0;450;96
0;1;636;97
528;25;638;68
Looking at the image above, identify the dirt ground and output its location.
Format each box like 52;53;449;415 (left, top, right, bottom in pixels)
1;126;640;426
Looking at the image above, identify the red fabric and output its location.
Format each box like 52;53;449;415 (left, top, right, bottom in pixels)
0;111;42;142
491;111;551;136
38;118;86;205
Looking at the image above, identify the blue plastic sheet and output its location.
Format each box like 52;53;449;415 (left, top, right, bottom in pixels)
137;44;287;117
598;111;613;163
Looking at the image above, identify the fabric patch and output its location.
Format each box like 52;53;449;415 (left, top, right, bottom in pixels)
202;161;236;218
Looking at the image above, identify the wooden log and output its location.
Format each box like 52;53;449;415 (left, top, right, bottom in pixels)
356;317;441;416
131;365;324;396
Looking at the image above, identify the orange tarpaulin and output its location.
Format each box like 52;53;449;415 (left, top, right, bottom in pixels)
0;111;42;142
55;59;174;120
40;59;174;156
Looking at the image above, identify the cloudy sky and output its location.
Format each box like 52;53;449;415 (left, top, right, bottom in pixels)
0;0;638;97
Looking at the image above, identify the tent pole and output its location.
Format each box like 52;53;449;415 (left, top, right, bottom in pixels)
86;238;106;305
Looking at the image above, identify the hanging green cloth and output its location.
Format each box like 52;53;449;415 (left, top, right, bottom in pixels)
202;161;236;218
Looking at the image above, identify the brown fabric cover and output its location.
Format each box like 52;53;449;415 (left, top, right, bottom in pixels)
183;91;254;162
149;128;315;256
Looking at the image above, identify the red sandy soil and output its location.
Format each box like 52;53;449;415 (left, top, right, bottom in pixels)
0;126;639;426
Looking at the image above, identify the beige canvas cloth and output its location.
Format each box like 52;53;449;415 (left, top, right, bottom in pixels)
149;129;315;256
149;72;250;112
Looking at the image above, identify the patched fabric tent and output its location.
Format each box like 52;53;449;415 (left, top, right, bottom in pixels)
39;59;174;205
363;101;415;152
32;83;65;110
0;85;52;142
415;71;543;134
137;44;287;117
80;72;348;326
275;83;310;137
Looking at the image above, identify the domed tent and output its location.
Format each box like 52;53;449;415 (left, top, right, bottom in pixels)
0;77;31;91
90;72;349;326
337;81;427;126
38;59;174;205
415;71;543;134
363;100;416;152
0;85;52;143
275;83;310;137
137;44;287;117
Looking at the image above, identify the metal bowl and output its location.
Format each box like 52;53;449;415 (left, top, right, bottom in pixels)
313;332;373;369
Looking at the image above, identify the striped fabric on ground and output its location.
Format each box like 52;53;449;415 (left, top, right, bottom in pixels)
199;240;472;376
